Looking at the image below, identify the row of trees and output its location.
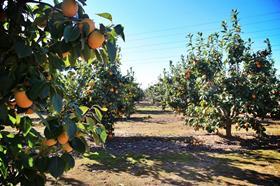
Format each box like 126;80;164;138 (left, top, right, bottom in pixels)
146;10;280;137
60;57;144;135
0;0;142;185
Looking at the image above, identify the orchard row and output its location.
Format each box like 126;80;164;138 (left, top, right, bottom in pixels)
146;10;280;137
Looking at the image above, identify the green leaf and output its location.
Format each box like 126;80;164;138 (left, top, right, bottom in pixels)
100;107;108;112
27;81;46;100
6;133;15;138
91;131;101;145
53;0;59;5
48;156;65;178
77;122;86;130
52;93;63;113
74;106;83;119
0;73;14;96
81;44;93;61
8;115;17;125
86;117;95;125
49;53;65;71
44;118;63;139
100;48;109;64
100;130;107;143
0;158;8;179
0;105;8;122
94;49;102;62
29;173;45;186
15;40;32;58
70;137;86;154
96;13;112;21
99;24;106;34
63;25;80;43
106;41;117;62
34;52;48;65
65;119;77;140
79;106;89;115
21;117;32;137
114;24;125;41
93;107;103;121
19;153;34;168
81;23;90;36
61;153;75;171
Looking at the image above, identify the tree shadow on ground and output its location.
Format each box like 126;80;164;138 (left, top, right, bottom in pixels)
47;177;87;186
137;101;157;107
83;136;280;185
117;115;176;124
217;133;280;150
117;116;152;123
137;109;172;115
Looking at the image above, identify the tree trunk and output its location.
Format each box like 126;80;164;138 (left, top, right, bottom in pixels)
225;122;232;137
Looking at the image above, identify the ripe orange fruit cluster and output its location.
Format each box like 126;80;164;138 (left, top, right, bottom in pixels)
61;0;105;49
57;131;69;144
43;131;73;153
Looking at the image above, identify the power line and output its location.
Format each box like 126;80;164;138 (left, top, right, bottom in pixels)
124;41;280;55
124;31;280;51
120;12;280;67
123;46;280;65
127;18;280;42
124;50;280;66
123;34;280;57
126;11;280;37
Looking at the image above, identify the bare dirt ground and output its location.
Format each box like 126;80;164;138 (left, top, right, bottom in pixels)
48;102;280;186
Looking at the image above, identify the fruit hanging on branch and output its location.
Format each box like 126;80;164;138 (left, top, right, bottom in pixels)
256;61;262;68
79;18;96;33
14;90;33;108
43;139;58;147
62;0;79;17
88;31;105;49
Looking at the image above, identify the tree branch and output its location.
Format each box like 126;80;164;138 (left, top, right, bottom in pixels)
27;0;63;14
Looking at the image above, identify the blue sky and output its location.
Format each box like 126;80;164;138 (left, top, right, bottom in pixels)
53;0;280;88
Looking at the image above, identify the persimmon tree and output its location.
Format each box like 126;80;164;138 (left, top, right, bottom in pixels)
152;10;279;137
60;54;143;137
0;0;124;184
145;76;169;110
243;42;280;121
121;68;144;117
